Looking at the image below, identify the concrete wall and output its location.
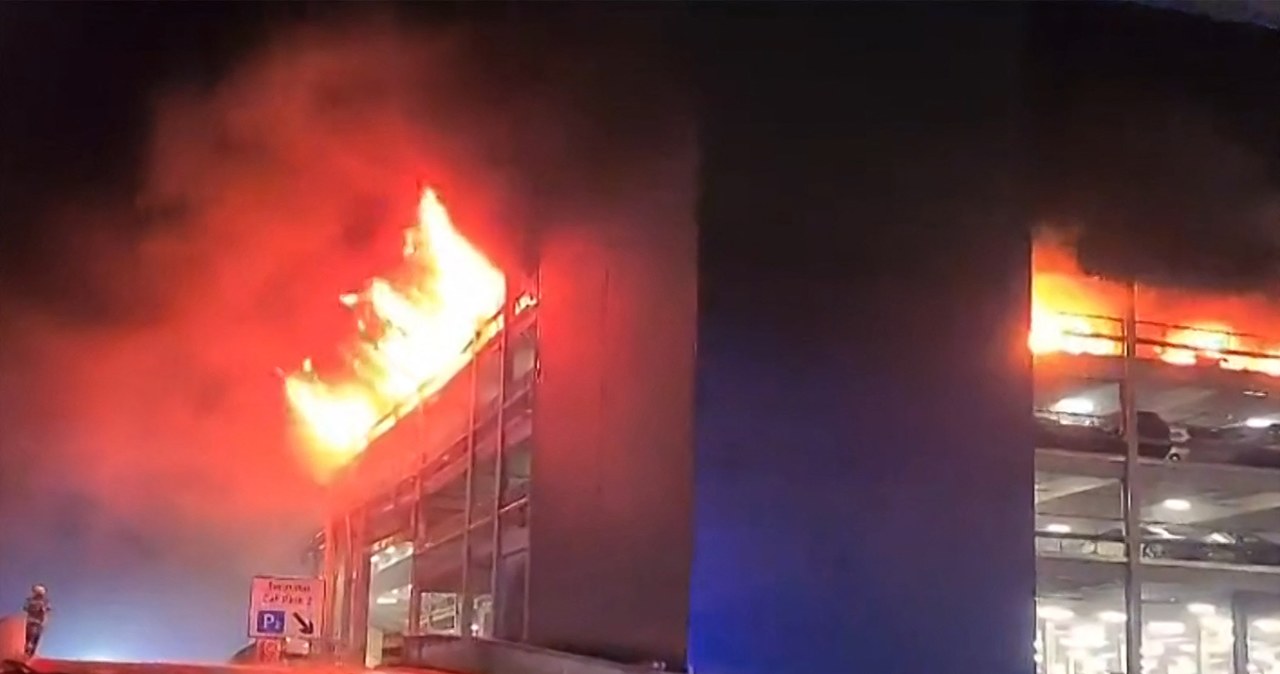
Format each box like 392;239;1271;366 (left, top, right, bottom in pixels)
691;6;1034;674
524;18;698;666
528;135;697;666
406;637;669;674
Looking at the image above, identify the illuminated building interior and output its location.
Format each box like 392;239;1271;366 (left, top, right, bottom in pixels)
288;187;536;665
311;297;535;666
1034;228;1280;674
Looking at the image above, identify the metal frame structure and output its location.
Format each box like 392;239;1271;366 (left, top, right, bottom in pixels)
314;289;538;664
1121;281;1143;674
1036;283;1280;674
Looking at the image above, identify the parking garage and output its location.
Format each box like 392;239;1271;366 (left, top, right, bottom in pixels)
1034;231;1280;674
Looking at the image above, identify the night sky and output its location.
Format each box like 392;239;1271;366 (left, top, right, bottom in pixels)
4;1;1280;669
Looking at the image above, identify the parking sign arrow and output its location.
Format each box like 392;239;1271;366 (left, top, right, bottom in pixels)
292;612;315;636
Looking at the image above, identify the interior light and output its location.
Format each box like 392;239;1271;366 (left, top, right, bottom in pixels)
1052;397;1096;415
1147;621;1186;637
1246;417;1275;429
1254;619;1280;634
1045;523;1073;535
1187;603;1217;616
376;595;398;605
1202;616;1233;632
1098;610;1128;624
1038;605;1076;622
1161;498;1192;512
1067;624;1107;649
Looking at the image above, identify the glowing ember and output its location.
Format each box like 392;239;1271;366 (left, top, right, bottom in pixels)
286;188;505;477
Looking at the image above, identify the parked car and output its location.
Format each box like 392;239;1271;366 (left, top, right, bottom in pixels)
1034;410;1175;460
1094;526;1280;566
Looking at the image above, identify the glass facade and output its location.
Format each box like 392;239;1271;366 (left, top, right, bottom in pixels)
313;298;538;665
1033;231;1280;674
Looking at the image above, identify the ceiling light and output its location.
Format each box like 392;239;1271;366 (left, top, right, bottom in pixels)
1246;417;1276;429
1254;619;1280;634
1098;610;1127;624
1067;624;1107;649
1045;523;1072;535
1187;603;1217;616
1202;616;1233;632
1148;621;1186;637
1161;498;1192;512
1038;605;1075;622
1052;397;1096;415
376;596;398;606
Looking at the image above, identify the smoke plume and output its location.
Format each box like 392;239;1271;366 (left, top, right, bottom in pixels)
0;17;518;661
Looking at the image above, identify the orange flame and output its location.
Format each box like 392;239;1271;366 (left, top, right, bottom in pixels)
1031;228;1280;377
286;188;505;478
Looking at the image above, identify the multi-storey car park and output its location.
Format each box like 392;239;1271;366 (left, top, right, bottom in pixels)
264;5;1280;674
1033;230;1280;674
308;291;539;667
289;168;695;670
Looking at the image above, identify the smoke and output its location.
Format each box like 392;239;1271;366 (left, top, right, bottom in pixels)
0;2;687;658
1030;3;1280;292
0;16;524;661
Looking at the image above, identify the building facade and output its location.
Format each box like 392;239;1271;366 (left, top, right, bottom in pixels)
308;5;1280;674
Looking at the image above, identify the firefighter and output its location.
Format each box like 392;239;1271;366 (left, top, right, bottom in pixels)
22;585;50;659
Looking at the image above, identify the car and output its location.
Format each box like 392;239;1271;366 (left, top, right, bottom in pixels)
1034;409;1176;460
1090;525;1280;567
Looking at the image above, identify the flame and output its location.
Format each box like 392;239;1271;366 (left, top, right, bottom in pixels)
1030;228;1280;377
285;188;505;477
1030;236;1123;357
1029;304;1120;357
1158;324;1233;367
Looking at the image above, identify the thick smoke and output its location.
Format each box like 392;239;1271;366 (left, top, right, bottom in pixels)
0;3;687;659
1031;4;1280;292
0;19;517;661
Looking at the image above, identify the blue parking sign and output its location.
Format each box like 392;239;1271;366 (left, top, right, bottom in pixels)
256;610;286;635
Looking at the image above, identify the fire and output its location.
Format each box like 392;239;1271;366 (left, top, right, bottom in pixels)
1030;228;1280;377
1029;305;1120;357
286;188;505;476
1158;324;1234;367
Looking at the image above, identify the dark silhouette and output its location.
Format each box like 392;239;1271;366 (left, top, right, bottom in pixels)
21;586;49;659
